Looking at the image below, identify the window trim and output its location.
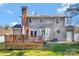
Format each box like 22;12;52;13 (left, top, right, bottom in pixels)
57;30;60;34
40;18;43;23
56;18;59;23
28;17;32;23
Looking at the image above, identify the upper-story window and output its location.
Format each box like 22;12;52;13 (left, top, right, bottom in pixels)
28;17;32;23
57;30;60;34
40;18;43;23
56;18;59;23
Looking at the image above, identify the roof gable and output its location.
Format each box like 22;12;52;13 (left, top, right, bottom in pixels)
12;24;22;28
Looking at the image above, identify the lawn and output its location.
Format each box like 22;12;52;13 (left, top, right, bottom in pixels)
0;42;79;56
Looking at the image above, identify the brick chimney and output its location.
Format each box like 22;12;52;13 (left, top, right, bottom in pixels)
22;6;27;25
22;6;29;37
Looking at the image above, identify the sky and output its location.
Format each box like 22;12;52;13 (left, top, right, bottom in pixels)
0;3;79;26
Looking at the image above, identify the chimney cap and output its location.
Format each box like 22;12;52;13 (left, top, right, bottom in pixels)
22;6;27;9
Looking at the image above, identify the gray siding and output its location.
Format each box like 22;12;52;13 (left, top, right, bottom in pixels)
28;15;66;41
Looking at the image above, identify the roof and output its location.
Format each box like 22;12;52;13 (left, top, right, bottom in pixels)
65;25;75;31
65;25;75;28
74;27;79;33
28;14;65;17
12;24;22;28
20;14;65;18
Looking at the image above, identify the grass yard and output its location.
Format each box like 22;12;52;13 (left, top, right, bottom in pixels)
0;42;79;56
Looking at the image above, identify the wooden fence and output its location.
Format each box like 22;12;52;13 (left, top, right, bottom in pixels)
5;35;45;49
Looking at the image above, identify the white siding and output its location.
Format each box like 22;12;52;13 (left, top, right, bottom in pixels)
13;28;22;35
28;16;66;41
74;33;79;41
0;36;5;42
67;32;72;42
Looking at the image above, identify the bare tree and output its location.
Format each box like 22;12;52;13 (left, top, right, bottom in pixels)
4;24;10;29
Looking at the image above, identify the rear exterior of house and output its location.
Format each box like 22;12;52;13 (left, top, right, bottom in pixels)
12;14;66;42
10;7;66;42
20;6;66;42
4;6;66;49
26;15;66;41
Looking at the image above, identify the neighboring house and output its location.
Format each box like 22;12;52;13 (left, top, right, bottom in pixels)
66;25;79;42
0;27;12;42
74;27;79;42
12;24;22;35
65;25;74;42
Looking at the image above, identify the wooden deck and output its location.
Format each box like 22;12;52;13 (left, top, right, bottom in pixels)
5;35;45;49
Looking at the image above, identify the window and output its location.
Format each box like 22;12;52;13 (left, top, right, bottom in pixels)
57;30;60;34
34;31;37;37
30;31;37;38
40;18;42;23
28;17;31;23
56;19;59;23
31;31;33;37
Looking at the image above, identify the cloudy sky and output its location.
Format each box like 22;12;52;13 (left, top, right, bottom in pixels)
0;3;79;26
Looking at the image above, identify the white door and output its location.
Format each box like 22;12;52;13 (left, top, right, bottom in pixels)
38;28;49;40
0;36;5;42
74;33;79;41
67;32;72;42
45;28;50;40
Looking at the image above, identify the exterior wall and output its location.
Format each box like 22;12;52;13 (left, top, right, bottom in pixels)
74;33;79;41
66;26;75;42
12;28;22;35
74;28;79;42
49;17;66;41
28;15;66;41
0;36;5;42
0;28;13;43
67;32;73;42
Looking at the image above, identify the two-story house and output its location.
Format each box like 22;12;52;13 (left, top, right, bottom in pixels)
20;6;66;41
3;6;69;49
25;15;66;41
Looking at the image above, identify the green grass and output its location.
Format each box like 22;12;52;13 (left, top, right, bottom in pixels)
0;42;79;56
0;42;5;49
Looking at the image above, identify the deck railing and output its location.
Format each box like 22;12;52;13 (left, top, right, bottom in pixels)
4;35;45;49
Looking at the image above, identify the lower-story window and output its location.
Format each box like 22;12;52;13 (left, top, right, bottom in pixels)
30;30;37;38
57;30;60;34
34;31;37;37
31;31;33;37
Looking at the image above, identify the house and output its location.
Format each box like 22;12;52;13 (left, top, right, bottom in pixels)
65;25;74;42
12;24;22;35
66;25;79;42
12;6;66;42
4;6;68;49
74;27;79;42
26;15;66;41
0;27;12;43
21;6;66;42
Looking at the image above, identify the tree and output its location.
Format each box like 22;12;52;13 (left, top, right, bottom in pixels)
4;24;10;29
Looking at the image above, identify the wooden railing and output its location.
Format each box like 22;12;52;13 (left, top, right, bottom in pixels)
5;35;45;49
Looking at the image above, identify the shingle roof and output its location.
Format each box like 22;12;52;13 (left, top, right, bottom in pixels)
20;14;65;18
12;24;22;28
65;25;75;28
